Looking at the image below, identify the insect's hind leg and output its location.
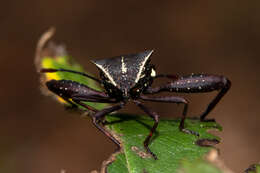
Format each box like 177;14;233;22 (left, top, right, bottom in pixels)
199;77;231;121
92;103;125;147
62;97;79;111
146;74;231;121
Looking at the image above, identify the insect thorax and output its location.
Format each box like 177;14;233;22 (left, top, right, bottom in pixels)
100;62;154;100
91;50;155;100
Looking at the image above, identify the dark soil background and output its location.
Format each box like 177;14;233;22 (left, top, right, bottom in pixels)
0;1;259;172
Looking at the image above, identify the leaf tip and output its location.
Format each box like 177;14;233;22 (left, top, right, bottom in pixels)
35;27;56;72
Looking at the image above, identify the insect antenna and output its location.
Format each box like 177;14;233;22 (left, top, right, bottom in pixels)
40;68;101;83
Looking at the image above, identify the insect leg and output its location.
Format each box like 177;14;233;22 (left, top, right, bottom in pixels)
45;79;124;145
133;100;159;160
145;74;231;121
154;74;179;80
199;78;231;121
91;103;125;147
71;100;124;147
71;100;99;112
71;96;118;103
71;96;118;123
140;95;199;136
45;79;116;113
59;96;78;108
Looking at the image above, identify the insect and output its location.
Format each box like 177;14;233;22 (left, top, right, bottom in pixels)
41;50;231;160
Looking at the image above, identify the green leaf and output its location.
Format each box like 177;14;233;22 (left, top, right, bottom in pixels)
41;56;108;110
246;164;260;173
35;28;108;111
179;159;222;173
104;114;222;173
36;29;223;173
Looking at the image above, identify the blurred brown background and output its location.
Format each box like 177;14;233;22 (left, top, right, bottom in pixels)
0;0;259;172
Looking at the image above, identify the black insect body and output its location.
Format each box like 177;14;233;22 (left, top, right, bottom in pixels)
41;50;231;160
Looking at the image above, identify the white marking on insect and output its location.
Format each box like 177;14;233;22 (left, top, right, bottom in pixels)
151;68;156;77
95;63;117;87
140;74;145;78
135;50;153;83
198;86;202;89
123;89;127;96
121;56;127;74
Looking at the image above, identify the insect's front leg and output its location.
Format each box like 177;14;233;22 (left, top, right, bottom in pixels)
146;74;231;121
133;100;160;160
140;95;199;136
45;79;125;148
76;101;125;148
90;103;125;147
